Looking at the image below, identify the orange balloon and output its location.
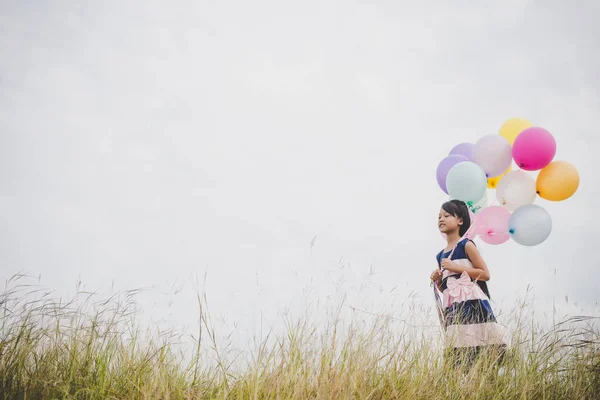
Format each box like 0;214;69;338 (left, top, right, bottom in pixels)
536;161;579;201
487;166;511;189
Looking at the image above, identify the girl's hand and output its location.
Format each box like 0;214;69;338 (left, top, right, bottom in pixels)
430;269;442;282
440;258;463;273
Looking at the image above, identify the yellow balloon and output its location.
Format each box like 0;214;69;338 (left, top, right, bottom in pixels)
487;166;511;189
499;118;533;145
536;161;579;201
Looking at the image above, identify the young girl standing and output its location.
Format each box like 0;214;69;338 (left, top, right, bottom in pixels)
430;199;506;365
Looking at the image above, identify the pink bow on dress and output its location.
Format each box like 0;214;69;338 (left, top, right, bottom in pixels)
445;272;476;308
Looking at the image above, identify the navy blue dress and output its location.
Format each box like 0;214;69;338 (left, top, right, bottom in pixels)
435;238;506;356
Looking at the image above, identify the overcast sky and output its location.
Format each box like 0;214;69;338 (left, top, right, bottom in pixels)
1;1;599;344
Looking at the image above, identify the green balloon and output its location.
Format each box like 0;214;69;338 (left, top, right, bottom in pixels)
446;161;487;203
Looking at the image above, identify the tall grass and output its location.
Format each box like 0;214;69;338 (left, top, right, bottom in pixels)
1;274;598;399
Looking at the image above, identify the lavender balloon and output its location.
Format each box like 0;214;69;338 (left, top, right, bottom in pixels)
449;142;474;161
473;135;513;178
436;155;469;194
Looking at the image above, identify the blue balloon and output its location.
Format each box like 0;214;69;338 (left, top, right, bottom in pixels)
508;204;552;246
445;161;487;203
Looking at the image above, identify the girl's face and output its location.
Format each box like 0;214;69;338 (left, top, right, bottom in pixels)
438;207;462;234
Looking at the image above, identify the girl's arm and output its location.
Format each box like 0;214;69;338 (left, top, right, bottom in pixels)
464;241;490;281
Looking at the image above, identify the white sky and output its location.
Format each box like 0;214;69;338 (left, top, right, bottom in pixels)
1;0;599;346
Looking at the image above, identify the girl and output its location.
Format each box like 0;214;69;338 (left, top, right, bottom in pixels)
430;199;506;366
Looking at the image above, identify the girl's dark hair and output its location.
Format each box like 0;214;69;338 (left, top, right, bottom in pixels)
440;199;491;298
441;199;471;237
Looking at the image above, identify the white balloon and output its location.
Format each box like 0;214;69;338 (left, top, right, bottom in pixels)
496;170;537;211
446;161;487;203
508;204;552;246
473;135;513;178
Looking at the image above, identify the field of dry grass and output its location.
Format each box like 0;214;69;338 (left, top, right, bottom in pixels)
1;274;598;399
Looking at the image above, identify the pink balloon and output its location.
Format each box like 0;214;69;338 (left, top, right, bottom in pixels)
474;206;511;245
512;127;556;171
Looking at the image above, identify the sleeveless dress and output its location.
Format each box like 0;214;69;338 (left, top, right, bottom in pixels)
436;238;506;361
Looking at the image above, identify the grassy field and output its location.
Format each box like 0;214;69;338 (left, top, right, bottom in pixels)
1;274;598;399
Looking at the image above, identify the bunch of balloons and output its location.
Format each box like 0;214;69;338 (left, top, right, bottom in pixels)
436;117;580;246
